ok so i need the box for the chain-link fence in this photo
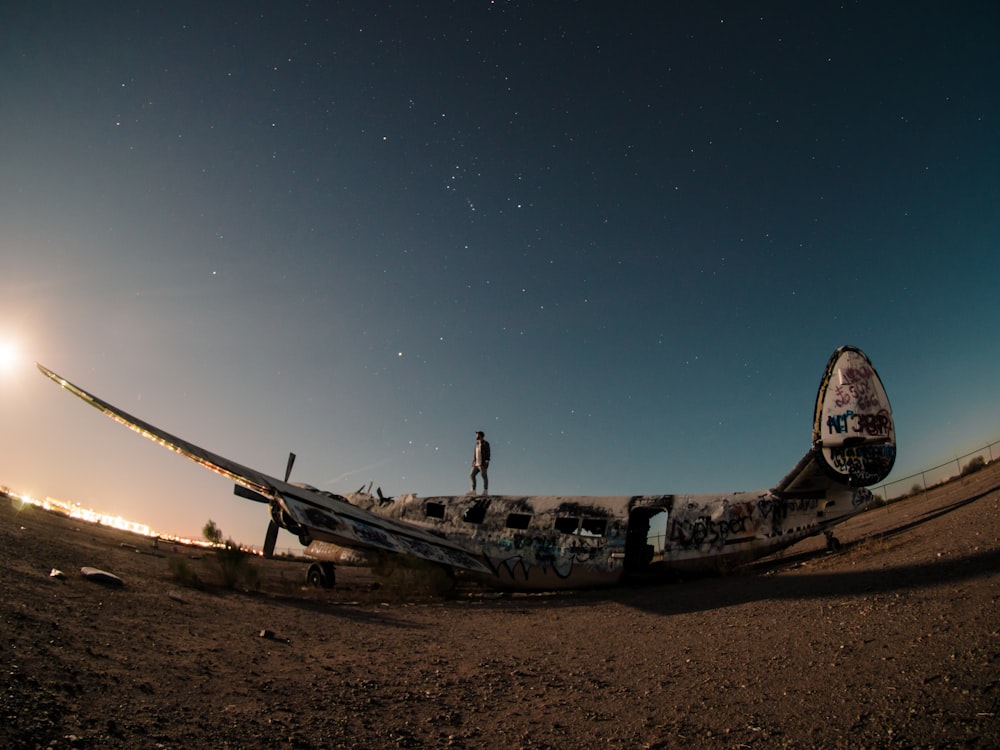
[875,439,999,502]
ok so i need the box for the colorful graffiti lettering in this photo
[832,381,881,411]
[487,530,613,581]
[758,495,820,535]
[829,444,896,485]
[827,409,893,437]
[856,411,893,436]
[666,498,772,550]
[668,515,751,549]
[839,363,874,385]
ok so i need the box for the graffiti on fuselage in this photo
[830,361,882,411]
[353,491,632,583]
[340,516,487,571]
[823,375,896,485]
[491,526,619,581]
[668,499,752,550]
[828,443,897,487]
[666,493,822,551]
[826,409,893,439]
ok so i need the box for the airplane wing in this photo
[37,364,493,575]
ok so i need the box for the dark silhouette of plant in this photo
[203,519,223,545]
[961,455,986,476]
[202,519,259,590]
[168,556,203,589]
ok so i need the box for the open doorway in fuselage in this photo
[624,507,668,574]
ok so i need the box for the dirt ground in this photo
[2,462,998,750]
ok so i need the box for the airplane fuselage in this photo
[38,345,895,593]
[303,483,876,590]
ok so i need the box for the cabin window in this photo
[505,513,532,530]
[424,501,445,519]
[580,518,607,537]
[554,517,580,534]
[463,498,490,524]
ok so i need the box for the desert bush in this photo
[203,519,260,590]
[168,556,203,589]
[203,519,223,545]
[961,455,986,476]
[209,540,263,591]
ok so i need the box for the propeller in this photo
[262,452,295,558]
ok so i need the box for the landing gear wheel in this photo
[824,530,842,553]
[306,562,336,589]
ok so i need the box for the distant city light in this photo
[4,489,243,551]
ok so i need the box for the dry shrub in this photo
[168,556,203,589]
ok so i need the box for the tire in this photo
[306,563,326,588]
[306,562,336,589]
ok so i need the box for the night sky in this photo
[2,3,998,550]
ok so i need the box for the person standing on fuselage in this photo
[470,431,490,495]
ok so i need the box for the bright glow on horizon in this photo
[0,339,18,374]
[5,489,267,554]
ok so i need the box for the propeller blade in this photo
[261,452,296,556]
[263,519,279,557]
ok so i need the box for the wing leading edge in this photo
[37,364,275,498]
[36,364,492,574]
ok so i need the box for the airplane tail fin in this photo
[776,346,895,494]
